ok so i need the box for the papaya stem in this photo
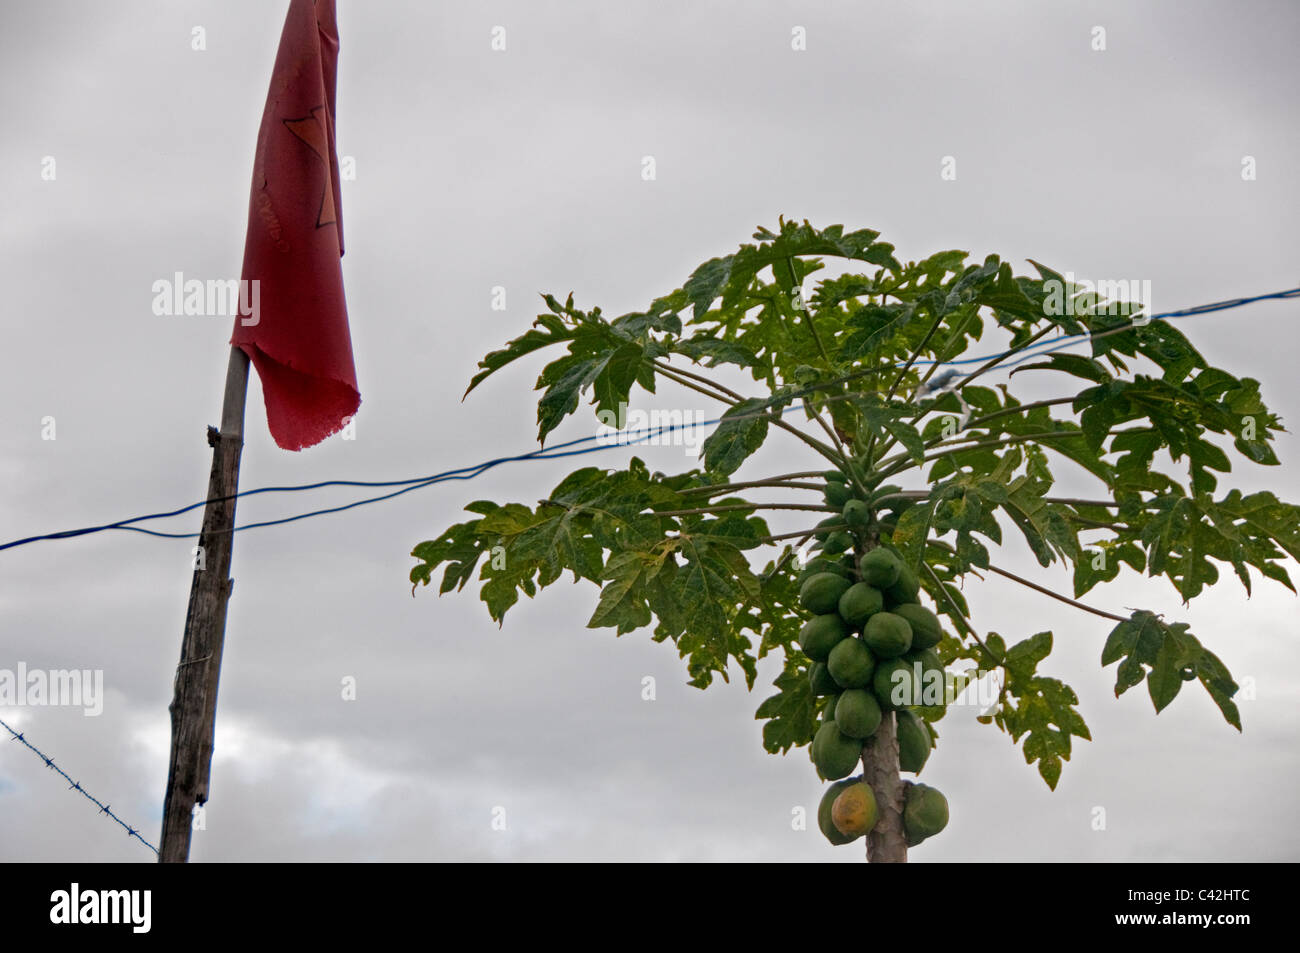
[873,429,1104,482]
[678,478,826,497]
[960,396,1077,430]
[651,360,746,402]
[914,560,1004,681]
[654,502,837,518]
[757,524,848,544]
[871,490,1151,510]
[787,256,832,364]
[1062,514,1128,530]
[982,563,1128,622]
[918,536,1129,623]
[763,531,817,578]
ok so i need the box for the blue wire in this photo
[919,287,1300,369]
[0,421,713,550]
[5,413,748,546]
[130,413,758,538]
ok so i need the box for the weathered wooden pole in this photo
[159,345,249,862]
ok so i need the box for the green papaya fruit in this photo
[862,611,913,658]
[824,695,842,721]
[834,688,883,739]
[902,648,945,707]
[859,548,902,588]
[842,499,871,530]
[890,603,942,650]
[800,572,853,614]
[808,662,839,696]
[837,582,884,628]
[797,557,852,587]
[884,562,921,607]
[823,470,848,485]
[873,657,921,710]
[827,637,876,689]
[822,531,853,556]
[903,782,949,846]
[825,482,853,508]
[817,777,861,845]
[831,781,879,837]
[812,720,863,780]
[904,647,944,680]
[799,614,849,662]
[896,709,932,774]
[813,516,844,542]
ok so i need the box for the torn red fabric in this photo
[231,0,358,451]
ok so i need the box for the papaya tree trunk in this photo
[862,711,908,862]
[853,525,908,862]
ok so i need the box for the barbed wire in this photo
[0,716,158,857]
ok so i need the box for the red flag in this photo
[231,0,358,451]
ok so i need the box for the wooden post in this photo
[159,345,249,863]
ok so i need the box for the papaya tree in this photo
[409,218,1298,861]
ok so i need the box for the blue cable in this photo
[919,287,1300,369]
[2,413,747,547]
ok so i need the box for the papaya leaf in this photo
[410,519,491,595]
[700,397,773,475]
[1072,541,1145,598]
[534,336,660,445]
[1004,631,1054,676]
[1140,491,1300,600]
[839,303,916,360]
[464,309,575,397]
[1008,352,1112,384]
[890,497,940,569]
[671,337,760,369]
[853,393,925,462]
[756,654,819,754]
[1101,610,1241,730]
[588,550,657,633]
[991,632,1090,790]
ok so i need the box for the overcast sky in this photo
[1,0,1297,862]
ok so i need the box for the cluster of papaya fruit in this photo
[796,471,951,850]
[818,777,950,849]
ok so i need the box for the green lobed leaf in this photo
[700,397,773,475]
[1101,610,1241,730]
